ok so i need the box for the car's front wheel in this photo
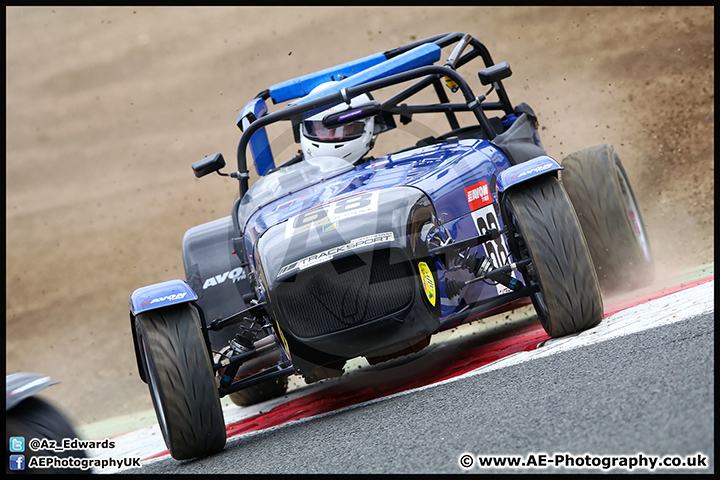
[505,175,603,337]
[135,303,226,460]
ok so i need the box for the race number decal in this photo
[470,203,518,295]
[285,191,380,238]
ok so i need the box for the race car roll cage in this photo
[195,32,515,199]
[192,33,544,397]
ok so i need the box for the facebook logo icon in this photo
[9,454,25,471]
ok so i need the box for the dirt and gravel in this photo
[6,7,714,431]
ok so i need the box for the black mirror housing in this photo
[478,61,512,86]
[192,153,226,178]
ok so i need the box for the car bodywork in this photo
[6,373,59,411]
[131,33,555,381]
[129,32,652,460]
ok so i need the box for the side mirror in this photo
[478,61,512,86]
[192,152,226,178]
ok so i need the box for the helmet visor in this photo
[303,120,365,142]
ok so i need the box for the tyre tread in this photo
[507,176,603,337]
[136,304,226,460]
[561,144,654,293]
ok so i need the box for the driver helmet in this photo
[300,82,375,164]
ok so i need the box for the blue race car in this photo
[129,32,653,460]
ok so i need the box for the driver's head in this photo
[300,82,375,164]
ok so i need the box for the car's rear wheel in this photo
[135,303,226,460]
[505,175,603,337]
[561,144,654,294]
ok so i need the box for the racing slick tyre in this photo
[135,303,226,460]
[505,175,603,338]
[561,144,654,295]
[229,376,289,407]
[6,396,89,474]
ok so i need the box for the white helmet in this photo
[300,82,375,164]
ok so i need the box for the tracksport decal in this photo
[277,231,394,277]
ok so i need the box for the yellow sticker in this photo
[418,261,436,307]
[274,320,291,360]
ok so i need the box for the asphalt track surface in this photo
[131,314,714,474]
[91,277,713,474]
